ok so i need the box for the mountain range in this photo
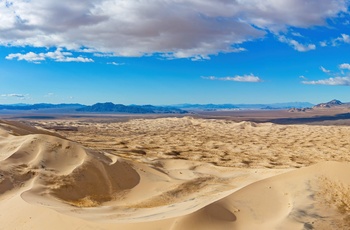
[76,102,187,114]
[0,103,84,111]
[0,100,347,114]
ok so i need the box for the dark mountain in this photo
[288,99,350,113]
[288,107,313,112]
[76,102,187,114]
[313,99,344,108]
[0,103,85,110]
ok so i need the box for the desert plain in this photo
[0,110,350,229]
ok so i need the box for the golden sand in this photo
[0,117,349,229]
[33,117,350,168]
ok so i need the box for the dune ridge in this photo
[0,118,350,229]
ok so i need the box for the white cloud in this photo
[278,36,316,52]
[320,66,330,73]
[339,63,350,70]
[107,62,125,66]
[6,48,94,63]
[330,33,350,46]
[57,56,94,63]
[1,93,26,98]
[299,75,307,80]
[0,0,348,59]
[319,41,328,47]
[0,93,30,100]
[302,77,350,86]
[302,63,350,86]
[202,74,263,83]
[236,0,348,31]
[291,40,316,52]
[291,32,303,37]
[6,52,45,62]
[338,34,350,43]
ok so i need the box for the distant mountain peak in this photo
[314,99,343,108]
[328,99,343,105]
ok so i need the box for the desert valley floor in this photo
[0,115,350,229]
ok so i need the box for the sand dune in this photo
[0,118,350,229]
[32,117,350,168]
[179,161,350,230]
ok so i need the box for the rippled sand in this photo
[0,118,349,230]
[34,117,350,168]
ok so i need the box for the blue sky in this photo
[1,0,350,105]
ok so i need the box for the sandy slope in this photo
[0,118,350,229]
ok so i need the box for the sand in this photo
[31,117,350,168]
[0,117,350,229]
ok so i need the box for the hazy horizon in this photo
[0,100,320,106]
